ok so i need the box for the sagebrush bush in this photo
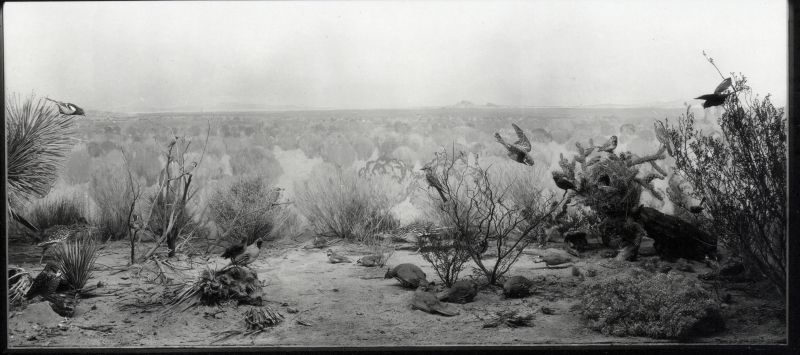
[207,174,285,245]
[228,146,283,183]
[579,267,724,340]
[294,165,401,241]
[89,162,134,241]
[28,193,88,236]
[664,73,786,295]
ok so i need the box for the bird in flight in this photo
[695,78,732,109]
[495,123,535,166]
[45,98,85,116]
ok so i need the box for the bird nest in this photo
[581,156,642,215]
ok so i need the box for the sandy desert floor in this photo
[7,235,787,348]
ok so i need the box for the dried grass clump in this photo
[9,266,32,305]
[483,309,535,328]
[53,240,98,291]
[579,267,724,339]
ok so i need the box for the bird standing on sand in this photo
[596,136,618,153]
[45,98,85,116]
[552,171,578,198]
[412,285,459,316]
[37,217,90,264]
[356,254,383,267]
[695,78,732,109]
[327,249,352,263]
[221,238,263,267]
[495,123,535,166]
[420,164,448,202]
[26,262,62,300]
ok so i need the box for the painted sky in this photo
[4,1,787,111]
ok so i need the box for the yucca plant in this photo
[53,239,98,291]
[6,93,76,209]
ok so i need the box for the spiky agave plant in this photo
[53,239,98,291]
[6,93,76,226]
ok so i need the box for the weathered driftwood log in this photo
[635,206,717,262]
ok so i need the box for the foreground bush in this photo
[28,193,88,236]
[207,174,286,244]
[579,267,724,340]
[89,162,134,241]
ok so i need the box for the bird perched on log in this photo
[37,217,90,264]
[495,123,535,166]
[552,171,578,198]
[437,280,478,304]
[221,238,263,268]
[412,285,459,316]
[420,164,447,202]
[503,275,534,298]
[596,136,618,153]
[327,249,352,263]
[384,263,431,288]
[45,98,85,116]
[695,78,732,109]
[26,262,62,300]
[356,254,382,267]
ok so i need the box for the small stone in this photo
[123,319,132,323]
[286,308,299,314]
[333,288,339,292]
[27,335,37,341]
[153,332,157,336]
[91,305,97,311]
[720,303,729,309]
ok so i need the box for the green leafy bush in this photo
[579,267,723,340]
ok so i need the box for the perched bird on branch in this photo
[596,136,618,153]
[420,164,448,202]
[654,121,674,157]
[26,262,62,300]
[327,249,352,263]
[695,78,732,109]
[45,98,85,116]
[495,123,535,166]
[412,285,459,316]
[37,217,90,265]
[552,171,578,198]
[222,238,263,268]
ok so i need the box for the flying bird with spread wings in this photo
[695,78,732,109]
[495,123,535,166]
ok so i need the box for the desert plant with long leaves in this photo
[53,239,98,291]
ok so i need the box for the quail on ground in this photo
[436,280,478,304]
[384,263,431,288]
[37,217,90,264]
[695,78,732,109]
[45,97,86,116]
[420,164,448,202]
[26,262,62,300]
[327,249,352,263]
[356,254,382,267]
[596,136,618,153]
[222,237,263,267]
[495,123,535,166]
[503,275,534,298]
[412,285,459,316]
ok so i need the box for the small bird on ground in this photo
[596,136,618,153]
[45,98,85,116]
[384,263,431,288]
[533,250,577,269]
[420,164,448,202]
[221,237,263,267]
[37,217,90,264]
[26,262,62,300]
[412,285,459,316]
[552,171,578,198]
[495,123,535,166]
[437,280,478,304]
[327,249,352,263]
[356,254,382,267]
[695,78,732,109]
[503,275,534,298]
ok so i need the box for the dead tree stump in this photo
[635,207,717,262]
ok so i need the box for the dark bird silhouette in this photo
[503,275,534,298]
[689,197,706,214]
[26,262,62,300]
[596,136,618,153]
[412,285,459,316]
[221,238,263,267]
[552,171,578,197]
[695,78,732,109]
[327,249,352,263]
[495,123,535,166]
[37,217,89,264]
[437,280,478,304]
[45,98,85,116]
[385,263,431,288]
[420,165,448,202]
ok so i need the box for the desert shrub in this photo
[579,267,723,340]
[529,128,552,143]
[28,193,88,235]
[63,146,92,185]
[128,143,163,186]
[294,166,401,241]
[207,174,286,245]
[298,133,325,158]
[351,135,376,160]
[620,124,636,135]
[416,227,472,287]
[228,146,283,183]
[100,140,118,154]
[53,239,98,291]
[664,73,786,296]
[89,162,134,241]
[322,141,357,169]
